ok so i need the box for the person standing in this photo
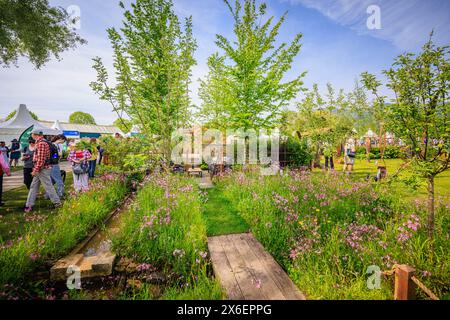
[0,150,11,206]
[67,142,91,193]
[88,138,98,178]
[22,137,36,190]
[343,139,356,174]
[323,142,334,171]
[24,130,61,212]
[49,135,67,198]
[9,139,21,167]
[96,145,104,165]
[0,141,9,164]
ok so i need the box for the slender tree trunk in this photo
[427,176,435,239]
[314,142,321,168]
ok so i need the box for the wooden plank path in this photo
[208,233,306,300]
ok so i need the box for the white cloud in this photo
[283,0,450,51]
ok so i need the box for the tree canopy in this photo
[91,0,197,162]
[198,0,305,131]
[69,111,96,125]
[0,0,86,69]
[361,35,450,238]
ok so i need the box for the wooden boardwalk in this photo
[208,233,306,300]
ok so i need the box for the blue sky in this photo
[1,0,449,124]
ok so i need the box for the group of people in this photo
[320,139,356,173]
[0,129,104,211]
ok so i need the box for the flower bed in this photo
[0,174,128,286]
[216,171,450,299]
[112,174,223,300]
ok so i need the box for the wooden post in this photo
[394,265,416,300]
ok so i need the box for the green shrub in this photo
[282,138,313,167]
[356,146,403,160]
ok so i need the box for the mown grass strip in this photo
[202,187,249,236]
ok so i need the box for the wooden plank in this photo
[244,234,306,300]
[220,235,265,300]
[207,236,244,300]
[230,233,286,300]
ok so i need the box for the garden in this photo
[0,0,449,302]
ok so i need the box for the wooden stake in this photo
[394,265,416,300]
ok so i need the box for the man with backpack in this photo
[24,129,61,212]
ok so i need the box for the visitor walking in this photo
[88,138,98,178]
[49,135,67,198]
[0,150,11,206]
[9,139,21,167]
[22,137,35,190]
[24,129,61,212]
[67,142,91,193]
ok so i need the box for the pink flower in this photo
[29,253,39,261]
[422,271,432,277]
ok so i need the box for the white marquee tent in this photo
[0,104,62,143]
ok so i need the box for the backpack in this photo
[72,162,89,175]
[347,149,356,158]
[43,140,60,165]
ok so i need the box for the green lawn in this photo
[202,187,249,236]
[317,158,450,200]
[0,174,74,242]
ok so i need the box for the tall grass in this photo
[112,174,223,299]
[216,170,450,299]
[0,174,128,285]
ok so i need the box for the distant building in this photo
[40,119,121,139]
[0,104,122,142]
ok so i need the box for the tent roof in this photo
[0,104,62,142]
[40,120,121,135]
[0,104,40,129]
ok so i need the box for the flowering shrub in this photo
[0,174,128,285]
[216,170,450,299]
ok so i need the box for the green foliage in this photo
[68,111,96,125]
[0,175,127,285]
[90,0,197,161]
[113,118,132,134]
[112,175,211,285]
[0,0,86,68]
[217,171,450,299]
[161,272,224,300]
[99,135,156,172]
[292,84,354,146]
[361,35,450,237]
[355,146,404,160]
[282,138,312,167]
[361,36,450,180]
[198,0,305,130]
[5,109,39,121]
